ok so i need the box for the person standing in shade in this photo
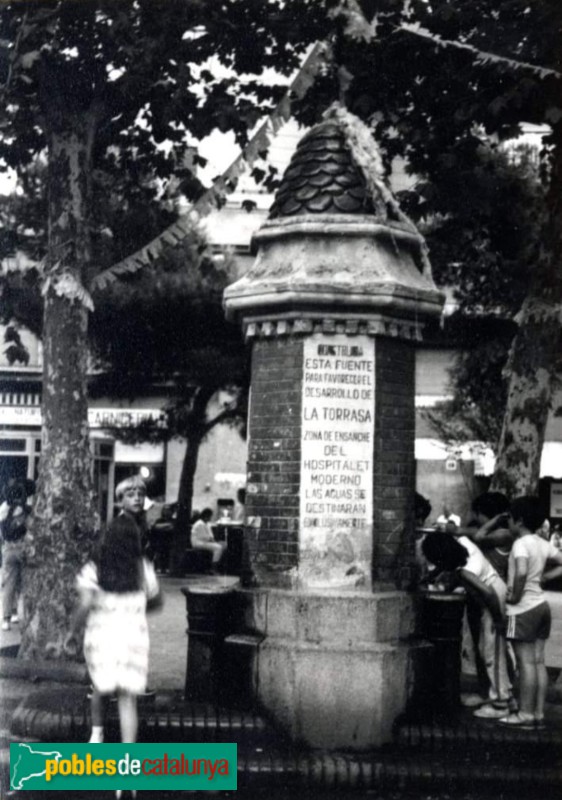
[233,488,246,523]
[149,504,175,574]
[471,492,514,582]
[1,482,33,631]
[191,507,226,568]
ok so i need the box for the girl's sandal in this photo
[498,712,535,729]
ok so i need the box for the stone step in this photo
[394,713,562,760]
[10,690,283,751]
[363,752,562,795]
[237,750,562,794]
[4,722,562,796]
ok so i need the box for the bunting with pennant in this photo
[329,0,561,81]
[399,23,561,81]
[92,41,331,292]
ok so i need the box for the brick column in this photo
[244,329,418,590]
[373,337,416,584]
[245,337,303,578]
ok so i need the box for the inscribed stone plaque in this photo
[299,334,375,588]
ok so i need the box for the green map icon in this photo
[9,741,237,790]
[11,743,64,789]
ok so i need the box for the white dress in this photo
[76,561,150,695]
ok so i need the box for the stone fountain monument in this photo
[223,107,444,748]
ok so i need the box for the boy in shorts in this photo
[500,496,562,728]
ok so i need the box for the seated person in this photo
[190,508,226,566]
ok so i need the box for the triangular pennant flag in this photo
[91,42,330,292]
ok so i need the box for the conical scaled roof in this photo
[269,121,379,218]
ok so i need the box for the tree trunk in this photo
[19,120,100,660]
[169,387,216,575]
[490,304,558,497]
[491,124,562,498]
[169,431,204,576]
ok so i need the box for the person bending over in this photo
[422,532,513,718]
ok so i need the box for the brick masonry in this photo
[246,333,416,586]
[373,337,416,585]
[246,336,304,578]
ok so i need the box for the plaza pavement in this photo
[0,575,222,797]
[2,576,562,799]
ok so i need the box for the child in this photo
[470,492,513,583]
[462,491,514,707]
[499,496,562,728]
[422,532,513,717]
[65,476,159,747]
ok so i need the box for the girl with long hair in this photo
[66,476,159,748]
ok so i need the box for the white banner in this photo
[299,334,374,587]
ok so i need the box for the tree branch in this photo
[201,397,241,436]
[0,8,29,107]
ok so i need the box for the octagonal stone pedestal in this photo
[234,586,431,749]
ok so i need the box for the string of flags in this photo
[331,0,561,81]
[399,23,561,82]
[92,41,331,292]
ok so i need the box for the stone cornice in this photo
[242,313,425,342]
[252,214,421,248]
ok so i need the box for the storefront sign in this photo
[88,408,163,429]
[0,406,42,425]
[0,405,162,429]
[300,334,374,587]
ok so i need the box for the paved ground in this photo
[146,576,190,691]
[0,574,246,797]
[2,577,562,799]
[0,573,239,691]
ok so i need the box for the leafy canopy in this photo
[0,0,324,271]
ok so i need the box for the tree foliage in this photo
[420,145,546,450]
[0,0,320,660]
[303,0,562,495]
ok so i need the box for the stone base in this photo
[236,587,424,749]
